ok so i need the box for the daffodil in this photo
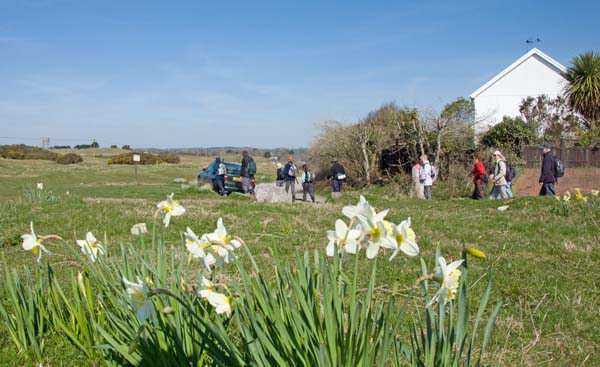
[563,191,571,202]
[326,219,361,257]
[427,256,464,307]
[156,193,185,227]
[76,232,106,262]
[575,188,584,200]
[130,223,147,236]
[36,183,44,190]
[198,277,232,317]
[122,276,154,322]
[342,195,374,220]
[387,218,419,260]
[592,190,599,197]
[21,222,49,263]
[185,227,218,271]
[206,218,242,264]
[356,207,393,259]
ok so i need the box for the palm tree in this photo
[563,51,600,131]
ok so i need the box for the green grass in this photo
[0,151,599,366]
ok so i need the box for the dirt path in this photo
[513,168,600,196]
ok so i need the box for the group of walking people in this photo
[276,157,347,202]
[470,143,559,200]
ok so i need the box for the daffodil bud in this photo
[463,247,486,259]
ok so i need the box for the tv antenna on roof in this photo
[525,37,542,50]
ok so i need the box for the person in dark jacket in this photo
[283,157,298,202]
[275,162,285,187]
[212,157,226,196]
[329,159,346,193]
[301,164,315,202]
[539,143,557,196]
[471,153,487,200]
[240,151,255,195]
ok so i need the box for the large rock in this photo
[254,183,293,203]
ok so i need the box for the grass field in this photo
[1,149,599,366]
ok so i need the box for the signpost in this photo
[133,154,140,184]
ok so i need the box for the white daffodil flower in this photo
[184,227,218,271]
[21,222,49,263]
[427,256,464,308]
[387,218,419,260]
[130,223,147,236]
[198,277,232,317]
[326,219,361,257]
[206,218,242,264]
[76,232,106,262]
[156,193,185,227]
[122,276,154,322]
[342,195,373,220]
[36,183,44,190]
[356,205,393,259]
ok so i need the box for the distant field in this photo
[0,150,599,366]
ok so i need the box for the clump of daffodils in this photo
[327,195,419,260]
[185,218,243,273]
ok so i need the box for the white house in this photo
[470,48,567,133]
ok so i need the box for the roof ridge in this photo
[470,48,567,99]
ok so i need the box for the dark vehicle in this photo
[198,161,255,194]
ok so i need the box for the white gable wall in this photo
[472,53,566,133]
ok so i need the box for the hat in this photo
[542,143,552,149]
[287,156,294,161]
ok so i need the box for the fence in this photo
[523,144,600,168]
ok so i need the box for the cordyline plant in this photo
[0,193,501,366]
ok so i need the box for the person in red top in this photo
[471,153,487,200]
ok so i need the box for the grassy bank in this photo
[0,151,598,366]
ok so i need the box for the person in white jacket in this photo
[420,155,434,200]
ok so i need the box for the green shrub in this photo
[157,152,180,164]
[55,153,83,164]
[107,152,159,165]
[0,144,60,161]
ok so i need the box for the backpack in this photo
[248,159,257,175]
[418,166,428,183]
[287,163,297,177]
[304,171,314,183]
[429,164,437,180]
[504,161,512,182]
[555,159,565,178]
[217,163,227,176]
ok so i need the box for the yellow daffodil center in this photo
[32,245,40,256]
[370,226,382,241]
[222,235,232,244]
[396,233,405,244]
[576,192,583,200]
[163,205,172,213]
[127,288,146,308]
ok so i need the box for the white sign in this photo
[133,154,141,162]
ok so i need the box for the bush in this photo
[121,145,131,150]
[108,152,181,165]
[0,144,60,161]
[157,152,180,164]
[55,153,83,164]
[480,116,536,157]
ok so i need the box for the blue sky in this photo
[1,0,598,148]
